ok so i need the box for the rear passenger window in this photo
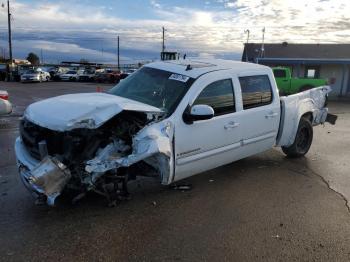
[193,79,235,116]
[239,75,273,110]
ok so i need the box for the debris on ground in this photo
[170,184,192,191]
[272,234,281,239]
[152,201,157,206]
[209,179,214,183]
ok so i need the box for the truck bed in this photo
[277,86,331,147]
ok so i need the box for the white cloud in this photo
[0,0,349,62]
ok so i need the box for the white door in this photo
[235,74,280,156]
[173,71,244,181]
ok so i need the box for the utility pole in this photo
[162,27,165,53]
[40,48,44,65]
[260,27,265,58]
[117,35,120,69]
[244,29,250,62]
[7,0,12,63]
[6,0,13,80]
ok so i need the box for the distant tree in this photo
[80,58,89,64]
[26,52,40,65]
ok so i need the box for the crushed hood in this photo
[24,93,162,131]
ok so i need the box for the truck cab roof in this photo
[145,59,270,79]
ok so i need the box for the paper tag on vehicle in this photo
[169,74,190,82]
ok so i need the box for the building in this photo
[242,43,350,97]
[161,51,179,61]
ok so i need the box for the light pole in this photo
[117,35,120,69]
[162,27,165,53]
[261,27,265,58]
[244,29,250,62]
[161,27,166,60]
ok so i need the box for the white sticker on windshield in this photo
[169,74,190,83]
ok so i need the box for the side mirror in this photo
[183,104,214,124]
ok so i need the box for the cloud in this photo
[0,0,349,62]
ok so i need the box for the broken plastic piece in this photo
[28,156,71,206]
[170,184,192,191]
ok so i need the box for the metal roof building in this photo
[242,43,350,97]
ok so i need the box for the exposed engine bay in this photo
[18,110,173,206]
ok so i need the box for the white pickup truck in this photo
[15,59,335,206]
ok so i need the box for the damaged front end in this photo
[15,110,174,206]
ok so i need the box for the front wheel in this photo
[282,117,313,158]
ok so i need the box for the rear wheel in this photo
[282,117,313,158]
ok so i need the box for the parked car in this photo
[20,69,50,83]
[59,70,78,81]
[14,59,335,206]
[78,70,95,82]
[51,67,71,81]
[120,69,137,80]
[0,91,12,115]
[273,67,327,95]
[94,69,121,83]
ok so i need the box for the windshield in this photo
[109,67,195,116]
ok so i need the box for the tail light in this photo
[0,91,9,100]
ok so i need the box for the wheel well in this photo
[301,112,313,123]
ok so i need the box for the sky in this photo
[0,0,350,64]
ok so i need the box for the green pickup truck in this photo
[272,67,327,95]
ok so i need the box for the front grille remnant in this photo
[20,119,65,160]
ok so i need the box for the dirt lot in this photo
[1,81,350,261]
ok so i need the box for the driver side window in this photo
[193,79,235,116]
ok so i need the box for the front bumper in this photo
[15,137,42,196]
[15,137,73,206]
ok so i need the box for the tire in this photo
[282,117,313,158]
[299,85,314,92]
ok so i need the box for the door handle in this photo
[265,112,278,119]
[224,121,240,130]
